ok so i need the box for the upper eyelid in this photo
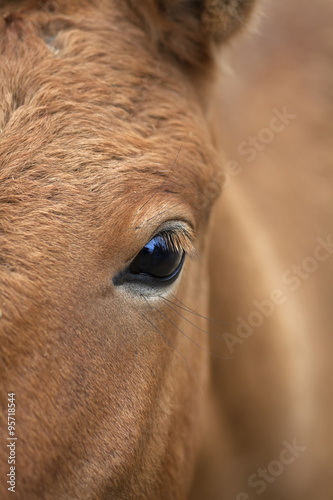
[155,218,195,235]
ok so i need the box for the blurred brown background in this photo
[192,0,333,498]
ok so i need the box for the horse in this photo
[1,0,332,498]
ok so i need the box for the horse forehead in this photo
[0,9,216,201]
[0,6,200,128]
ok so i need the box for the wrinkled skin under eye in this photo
[113,234,185,287]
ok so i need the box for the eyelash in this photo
[157,231,184,252]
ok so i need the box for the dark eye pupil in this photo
[129,235,183,279]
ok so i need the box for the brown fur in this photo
[0,0,332,499]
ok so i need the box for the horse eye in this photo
[129,234,184,281]
[113,233,185,288]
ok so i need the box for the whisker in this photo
[168,294,237,326]
[141,312,203,399]
[149,300,231,360]
[137,144,183,212]
[170,293,197,314]
[162,298,232,345]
